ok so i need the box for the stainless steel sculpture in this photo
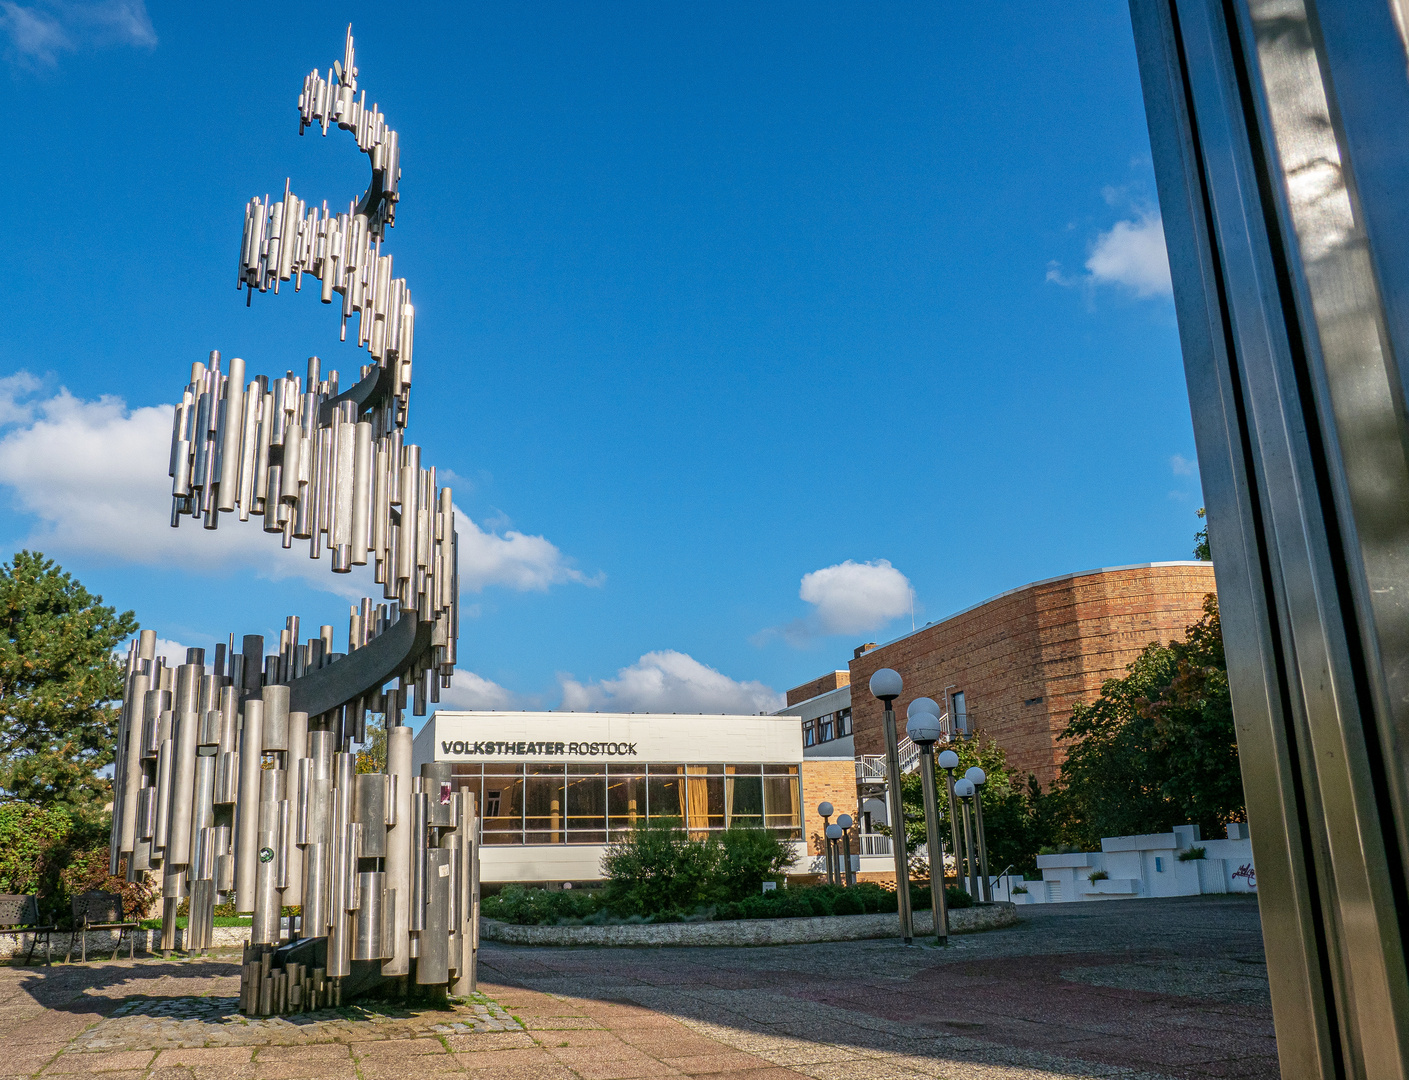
[106,27,479,1012]
[1131,1,1409,1076]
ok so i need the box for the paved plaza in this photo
[0,897,1275,1080]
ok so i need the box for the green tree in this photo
[0,551,137,813]
[1052,594,1241,847]
[893,736,1050,879]
[1194,507,1211,561]
[355,714,388,773]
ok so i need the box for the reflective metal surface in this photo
[105,25,477,1012]
[1131,1,1409,1074]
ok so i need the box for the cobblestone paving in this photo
[68,993,517,1049]
[478,895,1278,1080]
[0,897,1277,1080]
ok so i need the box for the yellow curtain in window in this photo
[724,765,734,828]
[686,765,710,839]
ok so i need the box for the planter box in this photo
[1085,878,1139,895]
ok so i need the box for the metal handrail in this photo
[857,833,892,855]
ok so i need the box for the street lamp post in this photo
[817,801,835,884]
[836,813,856,887]
[869,668,912,944]
[825,823,843,887]
[905,700,948,946]
[937,748,965,891]
[966,766,992,901]
[954,778,980,898]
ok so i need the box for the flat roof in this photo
[864,560,1214,655]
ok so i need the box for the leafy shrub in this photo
[1011,885,1029,894]
[481,884,605,925]
[1088,869,1109,883]
[1178,846,1207,862]
[0,803,156,924]
[712,826,797,902]
[599,820,795,917]
[599,819,717,918]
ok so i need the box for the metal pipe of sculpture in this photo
[382,725,412,975]
[234,698,265,912]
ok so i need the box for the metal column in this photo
[1131,2,1409,1075]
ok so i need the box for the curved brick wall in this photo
[847,562,1217,790]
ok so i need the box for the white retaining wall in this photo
[992,822,1256,904]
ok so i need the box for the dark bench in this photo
[0,894,55,966]
[66,891,139,962]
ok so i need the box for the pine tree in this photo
[0,551,138,814]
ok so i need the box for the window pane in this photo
[647,764,685,775]
[685,767,722,836]
[525,775,565,842]
[567,763,606,775]
[455,774,485,820]
[820,720,833,742]
[839,708,852,735]
[608,774,646,829]
[567,831,606,844]
[764,764,798,775]
[481,768,523,838]
[565,776,607,832]
[764,776,800,838]
[726,775,763,824]
[608,764,646,777]
[728,763,761,775]
[648,776,684,821]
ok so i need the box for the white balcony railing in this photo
[854,737,921,782]
[857,832,892,856]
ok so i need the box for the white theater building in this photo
[413,712,806,885]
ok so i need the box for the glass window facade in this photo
[449,762,801,844]
[805,709,852,745]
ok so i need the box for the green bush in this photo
[712,825,797,902]
[481,884,605,925]
[0,803,156,925]
[599,820,796,918]
[1177,846,1207,862]
[599,819,716,917]
[481,877,980,927]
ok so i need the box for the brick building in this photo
[792,561,1216,792]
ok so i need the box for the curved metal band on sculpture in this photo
[285,611,433,718]
[317,358,395,426]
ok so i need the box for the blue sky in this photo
[0,2,1202,717]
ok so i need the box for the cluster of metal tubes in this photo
[240,29,407,375]
[109,27,477,1010]
[167,348,459,686]
[108,629,480,1010]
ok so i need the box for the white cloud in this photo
[799,559,913,634]
[438,669,515,711]
[559,651,783,714]
[1085,212,1173,298]
[0,0,155,67]
[454,504,600,593]
[0,377,596,604]
[1170,453,1198,477]
[0,372,41,425]
[756,558,914,646]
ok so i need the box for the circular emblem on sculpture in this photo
[258,846,275,864]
